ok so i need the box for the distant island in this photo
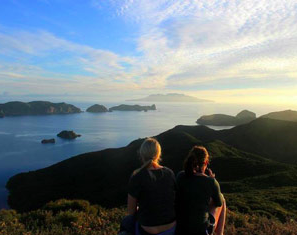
[259,110,297,122]
[0,101,81,117]
[57,130,81,139]
[41,138,55,144]
[196,110,256,126]
[127,93,213,103]
[86,104,108,113]
[109,104,156,112]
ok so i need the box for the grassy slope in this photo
[0,199,296,235]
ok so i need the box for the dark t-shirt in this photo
[176,171,223,233]
[128,167,176,226]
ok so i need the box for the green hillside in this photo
[218,118,297,164]
[6,118,297,215]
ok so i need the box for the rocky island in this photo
[196,110,256,126]
[0,101,81,116]
[109,104,156,112]
[86,104,108,113]
[128,93,212,103]
[41,138,55,144]
[57,131,81,139]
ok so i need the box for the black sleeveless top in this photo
[128,167,176,226]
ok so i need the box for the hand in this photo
[207,168,216,178]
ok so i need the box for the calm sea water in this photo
[0,102,295,208]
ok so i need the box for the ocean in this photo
[0,101,295,208]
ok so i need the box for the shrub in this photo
[1,199,297,235]
[43,199,97,215]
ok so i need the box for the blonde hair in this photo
[134,138,161,174]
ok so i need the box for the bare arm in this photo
[127,194,138,215]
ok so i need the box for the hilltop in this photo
[0,101,81,116]
[6,118,297,214]
[260,109,297,122]
[127,93,212,102]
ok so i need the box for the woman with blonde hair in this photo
[123,137,176,235]
[176,146,226,235]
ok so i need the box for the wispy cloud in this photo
[1,0,297,103]
[117,0,297,89]
[0,28,139,92]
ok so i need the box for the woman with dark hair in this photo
[176,146,226,235]
[122,138,176,235]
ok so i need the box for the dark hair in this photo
[184,146,209,176]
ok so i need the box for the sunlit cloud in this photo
[1,0,297,103]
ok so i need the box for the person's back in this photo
[129,166,176,227]
[123,138,176,235]
[176,171,222,234]
[175,146,226,235]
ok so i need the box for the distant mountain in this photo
[0,101,81,116]
[109,104,156,112]
[196,110,256,126]
[259,110,297,122]
[6,118,297,211]
[127,93,212,102]
[86,104,108,113]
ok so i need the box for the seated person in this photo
[126,138,176,235]
[176,146,226,235]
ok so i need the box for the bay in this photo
[0,101,294,208]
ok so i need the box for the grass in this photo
[1,199,297,235]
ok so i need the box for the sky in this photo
[0,0,297,105]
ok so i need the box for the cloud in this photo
[2,0,297,103]
[108,0,297,91]
[0,28,140,88]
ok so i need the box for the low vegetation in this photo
[0,199,296,235]
[0,199,125,235]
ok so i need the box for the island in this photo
[57,130,81,139]
[127,93,213,103]
[259,110,297,122]
[86,104,108,113]
[109,104,156,112]
[0,101,81,116]
[41,138,55,144]
[196,110,256,126]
